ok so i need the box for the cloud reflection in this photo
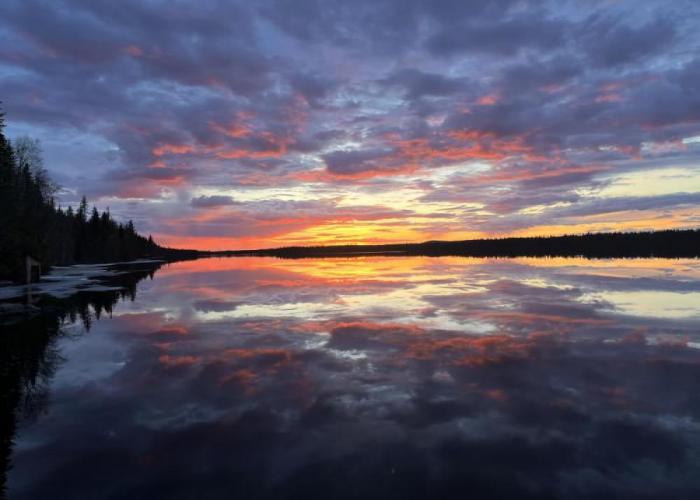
[8,257,700,499]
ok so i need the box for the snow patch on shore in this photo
[0,260,162,301]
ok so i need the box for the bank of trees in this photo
[227,229,700,259]
[0,107,162,281]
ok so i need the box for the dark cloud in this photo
[426,12,567,57]
[580,15,677,67]
[382,69,466,99]
[289,73,338,107]
[190,195,239,208]
[558,192,700,218]
[322,149,397,176]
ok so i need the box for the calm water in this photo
[4,256,700,499]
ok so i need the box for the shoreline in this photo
[3,246,700,320]
[0,260,165,322]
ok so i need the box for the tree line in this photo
[223,228,700,259]
[0,107,191,282]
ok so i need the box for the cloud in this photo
[1,0,699,247]
[322,149,398,177]
[190,195,239,208]
[580,16,677,67]
[382,69,466,99]
[425,11,567,57]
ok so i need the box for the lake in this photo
[3,256,700,499]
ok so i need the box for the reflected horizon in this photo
[4,256,700,499]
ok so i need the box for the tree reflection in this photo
[0,262,163,498]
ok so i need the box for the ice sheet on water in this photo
[0,260,161,301]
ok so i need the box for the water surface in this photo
[5,256,700,499]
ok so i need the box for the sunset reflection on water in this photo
[8,256,700,499]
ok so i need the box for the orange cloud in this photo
[215,145,286,159]
[158,354,202,367]
[151,130,289,161]
[123,45,143,57]
[595,93,623,103]
[386,130,542,166]
[152,143,196,156]
[476,92,500,105]
[210,112,254,138]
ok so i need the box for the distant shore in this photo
[3,229,698,313]
[203,229,700,259]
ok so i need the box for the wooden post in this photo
[25,256,41,304]
[26,256,32,304]
[25,255,41,283]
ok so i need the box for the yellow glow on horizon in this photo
[512,209,696,238]
[157,255,700,290]
[272,220,426,246]
[588,167,700,198]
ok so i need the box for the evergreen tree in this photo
[77,196,88,223]
[0,107,182,281]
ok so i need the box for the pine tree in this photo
[90,206,100,226]
[77,196,88,223]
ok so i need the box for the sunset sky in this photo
[1,0,699,250]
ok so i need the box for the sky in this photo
[1,0,699,250]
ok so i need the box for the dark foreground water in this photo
[3,256,700,499]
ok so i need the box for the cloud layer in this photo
[1,0,699,248]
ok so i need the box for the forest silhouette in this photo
[0,107,195,282]
[223,229,700,259]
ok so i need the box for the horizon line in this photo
[164,227,700,254]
